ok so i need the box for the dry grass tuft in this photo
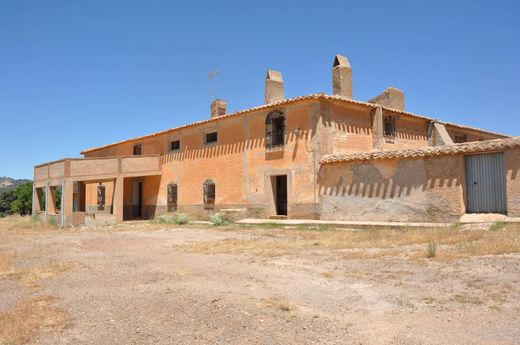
[13,261,74,288]
[0,295,72,345]
[261,296,298,313]
[0,252,74,288]
[179,223,520,260]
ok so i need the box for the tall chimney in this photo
[332,54,352,99]
[264,70,284,104]
[210,99,227,118]
[368,87,405,111]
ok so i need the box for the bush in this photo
[158,214,175,224]
[210,213,229,226]
[426,240,437,258]
[11,182,33,215]
[174,213,191,225]
[47,215,59,228]
[489,221,506,232]
[159,213,191,225]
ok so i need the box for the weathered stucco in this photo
[318,155,466,222]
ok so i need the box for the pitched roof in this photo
[81,93,509,154]
[320,136,520,165]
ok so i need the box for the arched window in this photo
[265,110,285,148]
[167,183,177,212]
[203,180,215,210]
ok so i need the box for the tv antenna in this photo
[208,69,220,100]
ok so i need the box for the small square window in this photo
[170,140,180,151]
[133,144,142,155]
[454,134,467,143]
[206,132,218,144]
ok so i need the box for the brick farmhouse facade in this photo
[33,55,520,226]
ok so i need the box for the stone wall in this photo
[506,149,520,216]
[318,155,466,222]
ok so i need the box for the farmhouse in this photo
[33,55,520,226]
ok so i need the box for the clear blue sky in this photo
[1,0,519,179]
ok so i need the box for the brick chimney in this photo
[210,99,227,118]
[332,54,352,99]
[368,87,405,111]
[265,70,284,104]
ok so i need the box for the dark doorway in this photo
[275,175,287,216]
[133,181,144,218]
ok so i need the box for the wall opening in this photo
[203,179,215,210]
[167,183,177,212]
[273,175,287,216]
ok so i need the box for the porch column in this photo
[62,178,74,227]
[113,176,124,223]
[44,183,50,222]
[32,184,38,215]
[47,186,57,215]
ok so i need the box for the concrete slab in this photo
[236,218,453,228]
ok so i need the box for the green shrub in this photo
[47,215,58,228]
[158,214,175,224]
[489,221,506,232]
[210,213,229,226]
[158,213,191,225]
[426,240,437,258]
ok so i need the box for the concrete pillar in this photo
[32,184,37,215]
[332,55,352,99]
[47,186,57,215]
[113,176,124,223]
[265,70,284,104]
[62,178,74,227]
[371,107,384,150]
[44,184,50,223]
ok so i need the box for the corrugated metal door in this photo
[466,152,507,214]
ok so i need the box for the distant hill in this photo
[0,177,31,193]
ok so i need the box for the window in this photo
[170,140,180,151]
[383,115,396,137]
[97,184,105,211]
[206,132,218,144]
[454,134,468,143]
[203,180,215,210]
[133,144,142,155]
[167,183,177,212]
[265,110,285,148]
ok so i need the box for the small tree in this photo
[11,182,33,216]
[0,189,16,217]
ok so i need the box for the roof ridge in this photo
[320,136,520,164]
[81,93,510,154]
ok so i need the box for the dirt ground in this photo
[0,216,519,345]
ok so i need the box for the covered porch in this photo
[33,155,161,227]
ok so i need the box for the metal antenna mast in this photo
[208,70,220,100]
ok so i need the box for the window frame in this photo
[97,184,106,211]
[265,110,286,149]
[133,144,142,155]
[383,115,396,138]
[170,140,181,151]
[205,132,218,145]
[203,179,215,210]
[167,183,178,212]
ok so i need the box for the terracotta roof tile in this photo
[81,93,509,154]
[320,136,520,165]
